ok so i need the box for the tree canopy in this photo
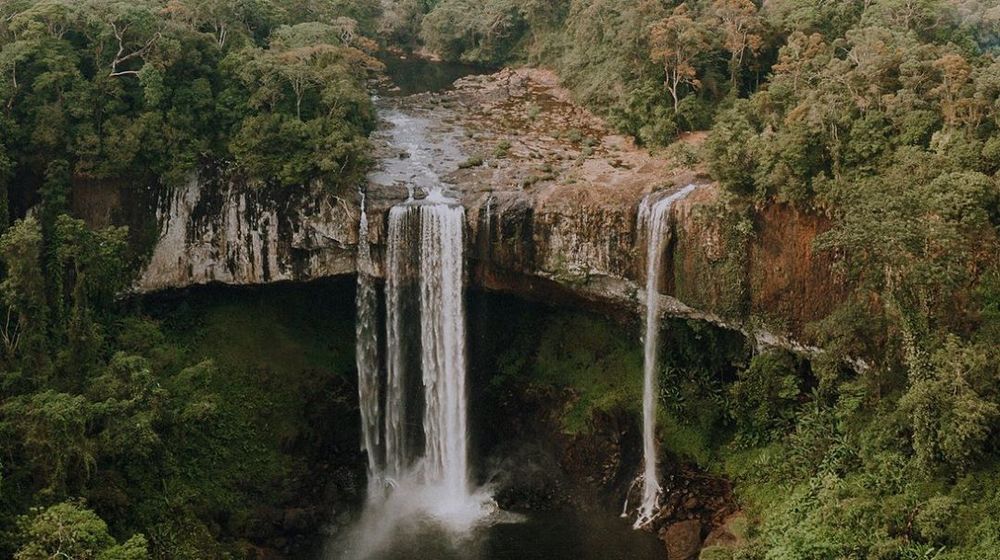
[0,0,381,194]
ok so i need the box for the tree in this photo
[80,1,165,78]
[705,99,760,194]
[2,391,95,494]
[15,501,149,560]
[229,21,377,186]
[899,336,999,473]
[765,0,864,37]
[769,31,830,99]
[931,52,984,131]
[164,0,278,49]
[0,217,48,369]
[729,351,803,446]
[649,4,711,113]
[420,0,526,64]
[864,0,949,36]
[709,0,765,90]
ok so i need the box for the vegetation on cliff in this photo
[0,274,360,557]
[0,0,998,558]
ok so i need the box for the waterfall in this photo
[633,184,697,529]
[418,203,470,501]
[346,186,493,543]
[379,193,470,499]
[384,205,412,479]
[356,192,383,494]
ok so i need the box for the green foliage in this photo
[15,501,149,560]
[728,351,802,447]
[495,308,642,435]
[0,0,380,192]
[0,252,359,557]
[914,495,959,544]
[420,0,527,65]
[705,100,760,196]
[899,336,999,474]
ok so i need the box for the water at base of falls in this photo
[333,508,663,560]
[629,184,698,529]
[334,190,498,560]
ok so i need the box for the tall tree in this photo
[709,0,765,90]
[649,4,710,113]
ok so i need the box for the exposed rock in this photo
[703,512,748,549]
[749,203,848,338]
[73,172,358,293]
[139,175,357,291]
[660,519,703,560]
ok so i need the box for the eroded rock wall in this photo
[69,66,850,355]
[72,173,359,293]
[72,171,848,351]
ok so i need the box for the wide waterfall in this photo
[334,189,493,560]
[632,184,698,529]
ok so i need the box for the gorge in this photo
[4,1,1000,558]
[65,59,847,560]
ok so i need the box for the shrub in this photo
[729,351,802,446]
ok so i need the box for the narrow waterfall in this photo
[633,184,698,528]
[356,192,382,494]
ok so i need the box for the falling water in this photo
[333,189,495,560]
[356,192,382,495]
[418,203,470,500]
[633,184,698,529]
[384,205,412,479]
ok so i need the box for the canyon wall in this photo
[70,68,849,351]
[73,175,846,349]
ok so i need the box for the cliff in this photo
[73,69,848,351]
[73,171,359,292]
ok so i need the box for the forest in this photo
[0,0,999,559]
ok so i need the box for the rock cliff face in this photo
[73,171,359,292]
[73,68,847,351]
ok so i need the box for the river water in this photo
[353,510,662,560]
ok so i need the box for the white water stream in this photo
[632,184,697,528]
[356,192,382,497]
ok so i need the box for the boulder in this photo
[660,519,703,560]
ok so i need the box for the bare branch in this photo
[108,21,161,78]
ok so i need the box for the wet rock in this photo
[239,543,285,560]
[73,65,853,365]
[660,519,703,560]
